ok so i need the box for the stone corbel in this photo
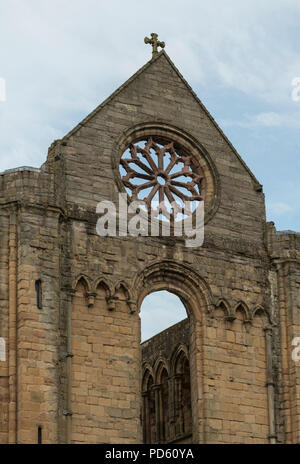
[127,299,137,314]
[205,306,214,326]
[106,296,118,311]
[86,292,97,308]
[243,319,252,333]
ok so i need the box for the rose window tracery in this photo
[119,137,206,222]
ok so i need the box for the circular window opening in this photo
[119,137,206,222]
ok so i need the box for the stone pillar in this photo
[142,392,148,443]
[264,326,276,444]
[153,385,161,443]
[8,206,18,443]
[168,376,175,440]
[276,261,300,443]
[174,373,183,436]
[65,287,75,444]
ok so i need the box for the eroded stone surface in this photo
[0,51,299,444]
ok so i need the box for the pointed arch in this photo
[93,276,113,298]
[252,305,271,325]
[174,349,189,375]
[170,344,189,377]
[141,364,156,444]
[159,366,170,441]
[115,280,132,299]
[214,298,231,318]
[72,274,92,293]
[142,365,154,392]
[233,301,250,321]
[171,345,192,440]
[154,357,169,384]
[133,259,214,322]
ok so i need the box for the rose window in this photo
[119,137,206,222]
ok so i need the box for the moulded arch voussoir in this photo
[93,276,114,298]
[142,364,154,392]
[251,305,272,325]
[214,298,231,317]
[72,274,92,293]
[114,279,132,299]
[133,260,214,322]
[233,301,250,321]
[154,357,170,384]
[170,344,189,376]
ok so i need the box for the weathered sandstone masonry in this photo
[0,51,299,443]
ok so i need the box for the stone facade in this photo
[0,50,299,444]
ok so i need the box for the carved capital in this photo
[151,384,161,391]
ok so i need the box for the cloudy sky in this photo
[141,291,187,342]
[1,1,299,339]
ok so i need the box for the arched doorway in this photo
[136,261,212,444]
[141,290,189,444]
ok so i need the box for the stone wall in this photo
[0,51,299,443]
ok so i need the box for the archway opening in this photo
[140,290,187,342]
[140,290,192,444]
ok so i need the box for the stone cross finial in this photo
[144,33,165,57]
